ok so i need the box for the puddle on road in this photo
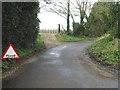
[49,52,60,57]
[51,45,68,51]
[42,59,63,65]
[47,45,68,57]
[62,46,67,49]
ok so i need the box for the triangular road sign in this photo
[2,43,20,60]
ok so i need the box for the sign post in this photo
[2,43,20,60]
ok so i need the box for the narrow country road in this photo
[3,34,118,88]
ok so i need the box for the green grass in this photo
[18,49,33,57]
[17,34,45,58]
[2,34,45,70]
[88,34,119,65]
[36,34,45,49]
[56,34,95,42]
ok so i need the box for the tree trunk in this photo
[67,0,70,34]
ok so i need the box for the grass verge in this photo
[56,34,95,42]
[2,34,45,70]
[88,34,119,67]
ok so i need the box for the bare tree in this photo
[74,0,92,24]
[42,0,72,33]
[67,0,70,33]
[40,0,92,34]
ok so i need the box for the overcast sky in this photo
[38,0,97,30]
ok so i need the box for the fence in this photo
[40,30,58,33]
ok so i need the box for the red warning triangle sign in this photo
[2,43,20,60]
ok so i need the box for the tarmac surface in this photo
[3,41,118,88]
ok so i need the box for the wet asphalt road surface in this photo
[3,41,118,88]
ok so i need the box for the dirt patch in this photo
[40,33,63,49]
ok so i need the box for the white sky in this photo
[38,12,67,30]
[38,0,97,30]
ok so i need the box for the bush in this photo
[108,26,119,39]
[73,23,85,37]
[2,2,41,70]
[73,22,79,36]
[2,2,40,52]
[88,35,119,64]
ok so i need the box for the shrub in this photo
[2,2,40,52]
